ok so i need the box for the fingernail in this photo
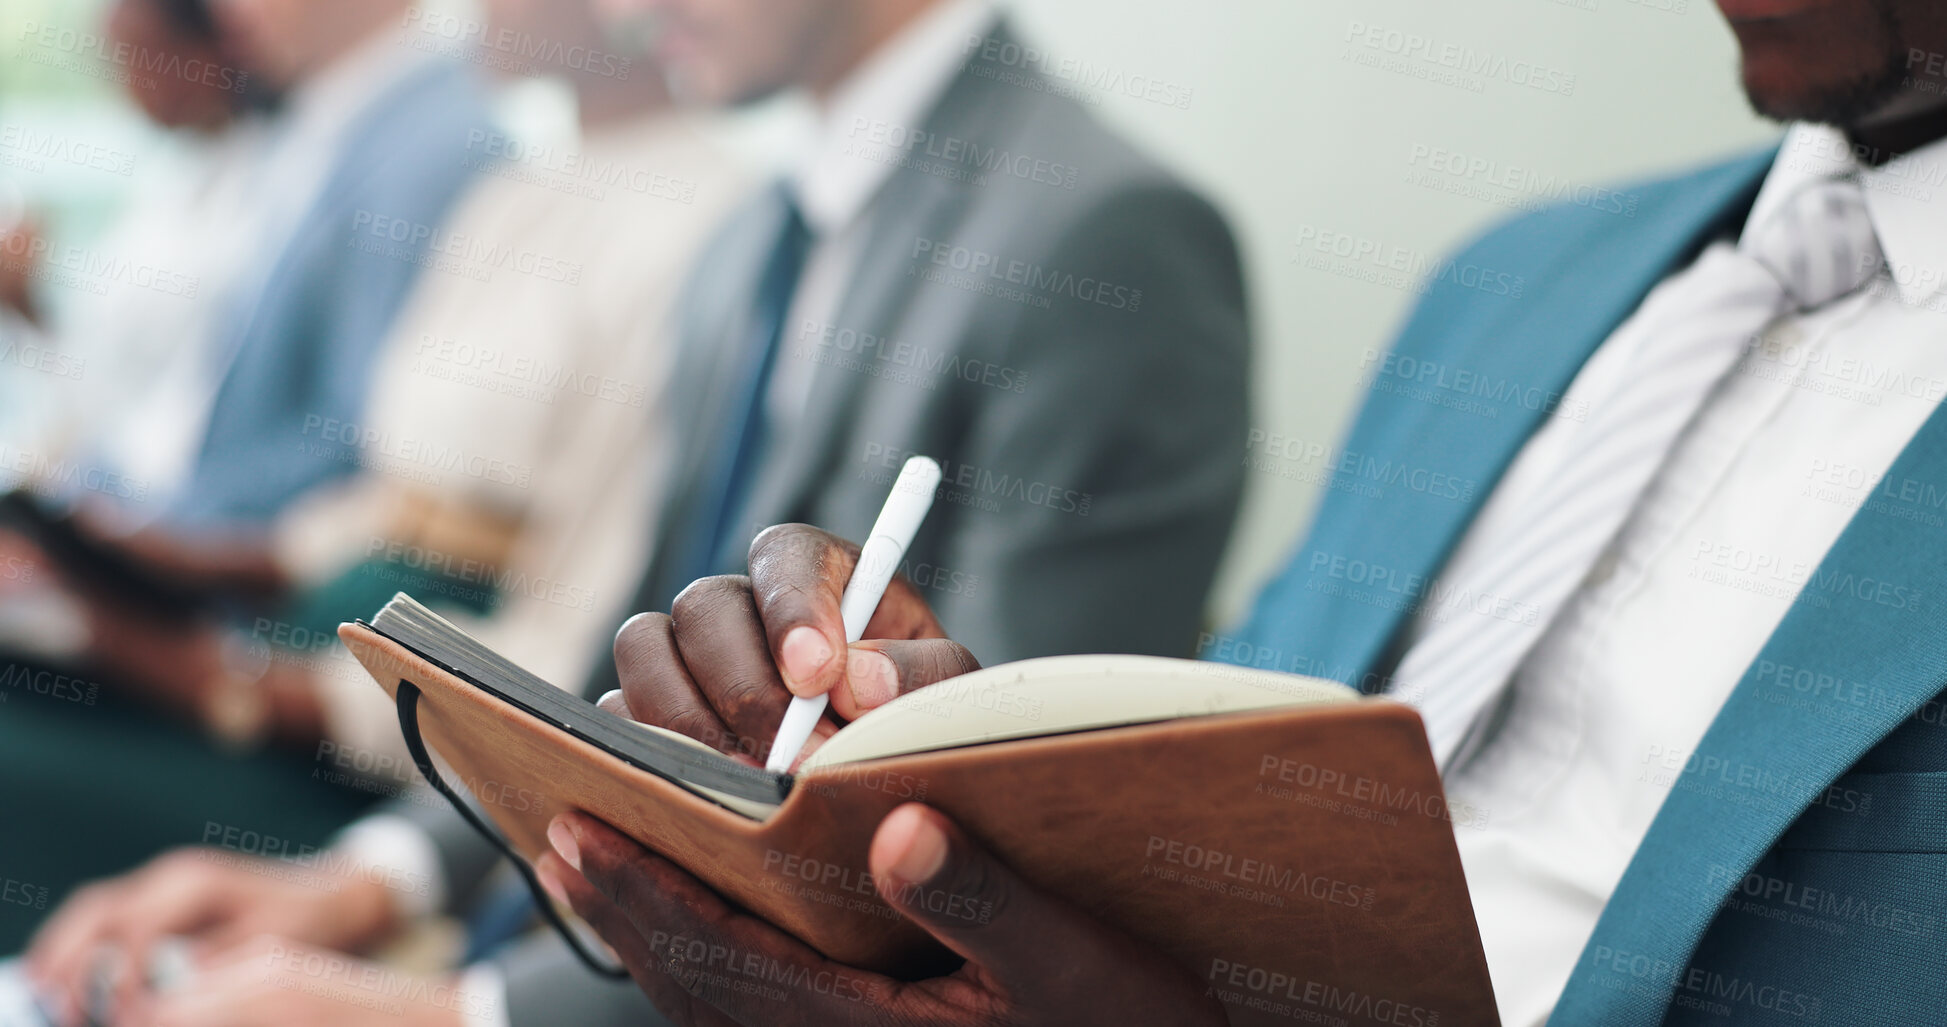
[889,810,948,885]
[595,689,628,716]
[779,626,833,692]
[846,648,897,709]
[547,816,580,872]
[537,863,568,906]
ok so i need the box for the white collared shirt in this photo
[1428,123,1947,1026]
[12,27,440,517]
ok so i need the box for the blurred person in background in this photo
[0,0,492,953]
[172,0,747,783]
[531,1,1947,1026]
[0,0,496,691]
[0,0,269,459]
[13,0,746,1021]
[20,0,1253,1024]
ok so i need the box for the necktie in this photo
[680,184,815,590]
[466,188,812,958]
[1393,176,1885,769]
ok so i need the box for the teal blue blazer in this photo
[1225,145,1947,1025]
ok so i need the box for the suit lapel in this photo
[739,25,1021,532]
[736,170,960,533]
[1556,401,1947,1025]
[1238,150,1778,684]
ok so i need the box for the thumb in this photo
[831,639,979,720]
[868,804,1089,983]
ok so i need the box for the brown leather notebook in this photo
[341,597,1498,1027]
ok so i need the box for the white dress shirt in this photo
[1423,123,1947,1026]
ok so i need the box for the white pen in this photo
[765,455,942,773]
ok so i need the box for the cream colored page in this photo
[802,654,1354,770]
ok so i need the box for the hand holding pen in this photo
[602,458,979,771]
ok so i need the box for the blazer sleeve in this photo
[927,182,1251,664]
[492,933,673,1027]
[369,792,508,916]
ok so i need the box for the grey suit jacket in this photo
[393,18,1250,1025]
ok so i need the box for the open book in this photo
[369,593,1357,818]
[348,594,1498,1027]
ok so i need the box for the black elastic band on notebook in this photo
[395,681,631,980]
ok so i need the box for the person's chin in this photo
[1737,43,1904,123]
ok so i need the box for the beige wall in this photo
[1003,0,1777,624]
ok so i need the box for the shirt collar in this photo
[793,0,996,235]
[1749,122,1947,306]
